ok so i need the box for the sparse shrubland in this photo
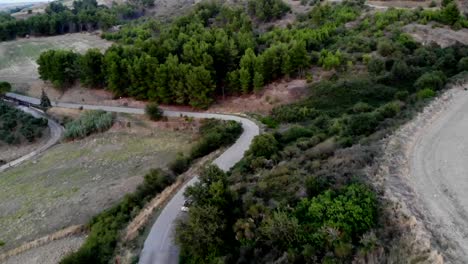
[64,110,114,140]
[0,101,48,144]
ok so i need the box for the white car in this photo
[180,199,193,212]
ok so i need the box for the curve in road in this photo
[5,92,260,264]
[0,102,63,173]
[411,89,468,262]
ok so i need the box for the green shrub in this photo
[260,116,279,128]
[377,40,394,56]
[417,88,436,99]
[352,102,373,113]
[0,81,11,95]
[145,102,163,121]
[458,57,468,71]
[190,120,243,159]
[64,110,114,140]
[342,113,380,137]
[279,126,314,144]
[247,133,279,159]
[375,101,401,119]
[367,57,385,75]
[170,153,192,174]
[414,71,446,91]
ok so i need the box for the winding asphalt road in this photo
[5,92,260,264]
[0,101,63,173]
[411,89,468,262]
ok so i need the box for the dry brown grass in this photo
[0,225,85,262]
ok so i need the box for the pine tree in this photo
[253,72,264,92]
[239,67,251,94]
[40,89,52,108]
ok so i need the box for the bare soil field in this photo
[0,112,196,254]
[0,33,112,90]
[210,79,309,114]
[404,23,468,48]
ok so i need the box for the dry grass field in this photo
[0,33,112,90]
[0,112,196,253]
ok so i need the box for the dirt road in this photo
[410,89,468,262]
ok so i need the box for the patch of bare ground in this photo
[4,235,85,264]
[146,0,196,18]
[369,86,468,262]
[209,79,308,114]
[367,0,436,8]
[403,23,468,48]
[23,74,320,115]
[0,112,196,255]
[0,225,84,264]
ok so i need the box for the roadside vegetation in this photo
[0,81,11,95]
[60,168,175,264]
[0,101,48,145]
[64,110,114,140]
[60,118,242,263]
[170,119,243,174]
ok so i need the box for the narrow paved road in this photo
[5,92,260,264]
[0,102,63,173]
[411,90,468,262]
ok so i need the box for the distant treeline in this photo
[0,0,147,41]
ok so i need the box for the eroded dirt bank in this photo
[375,83,468,263]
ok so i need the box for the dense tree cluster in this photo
[0,0,143,41]
[0,101,48,144]
[247,0,291,21]
[38,1,357,108]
